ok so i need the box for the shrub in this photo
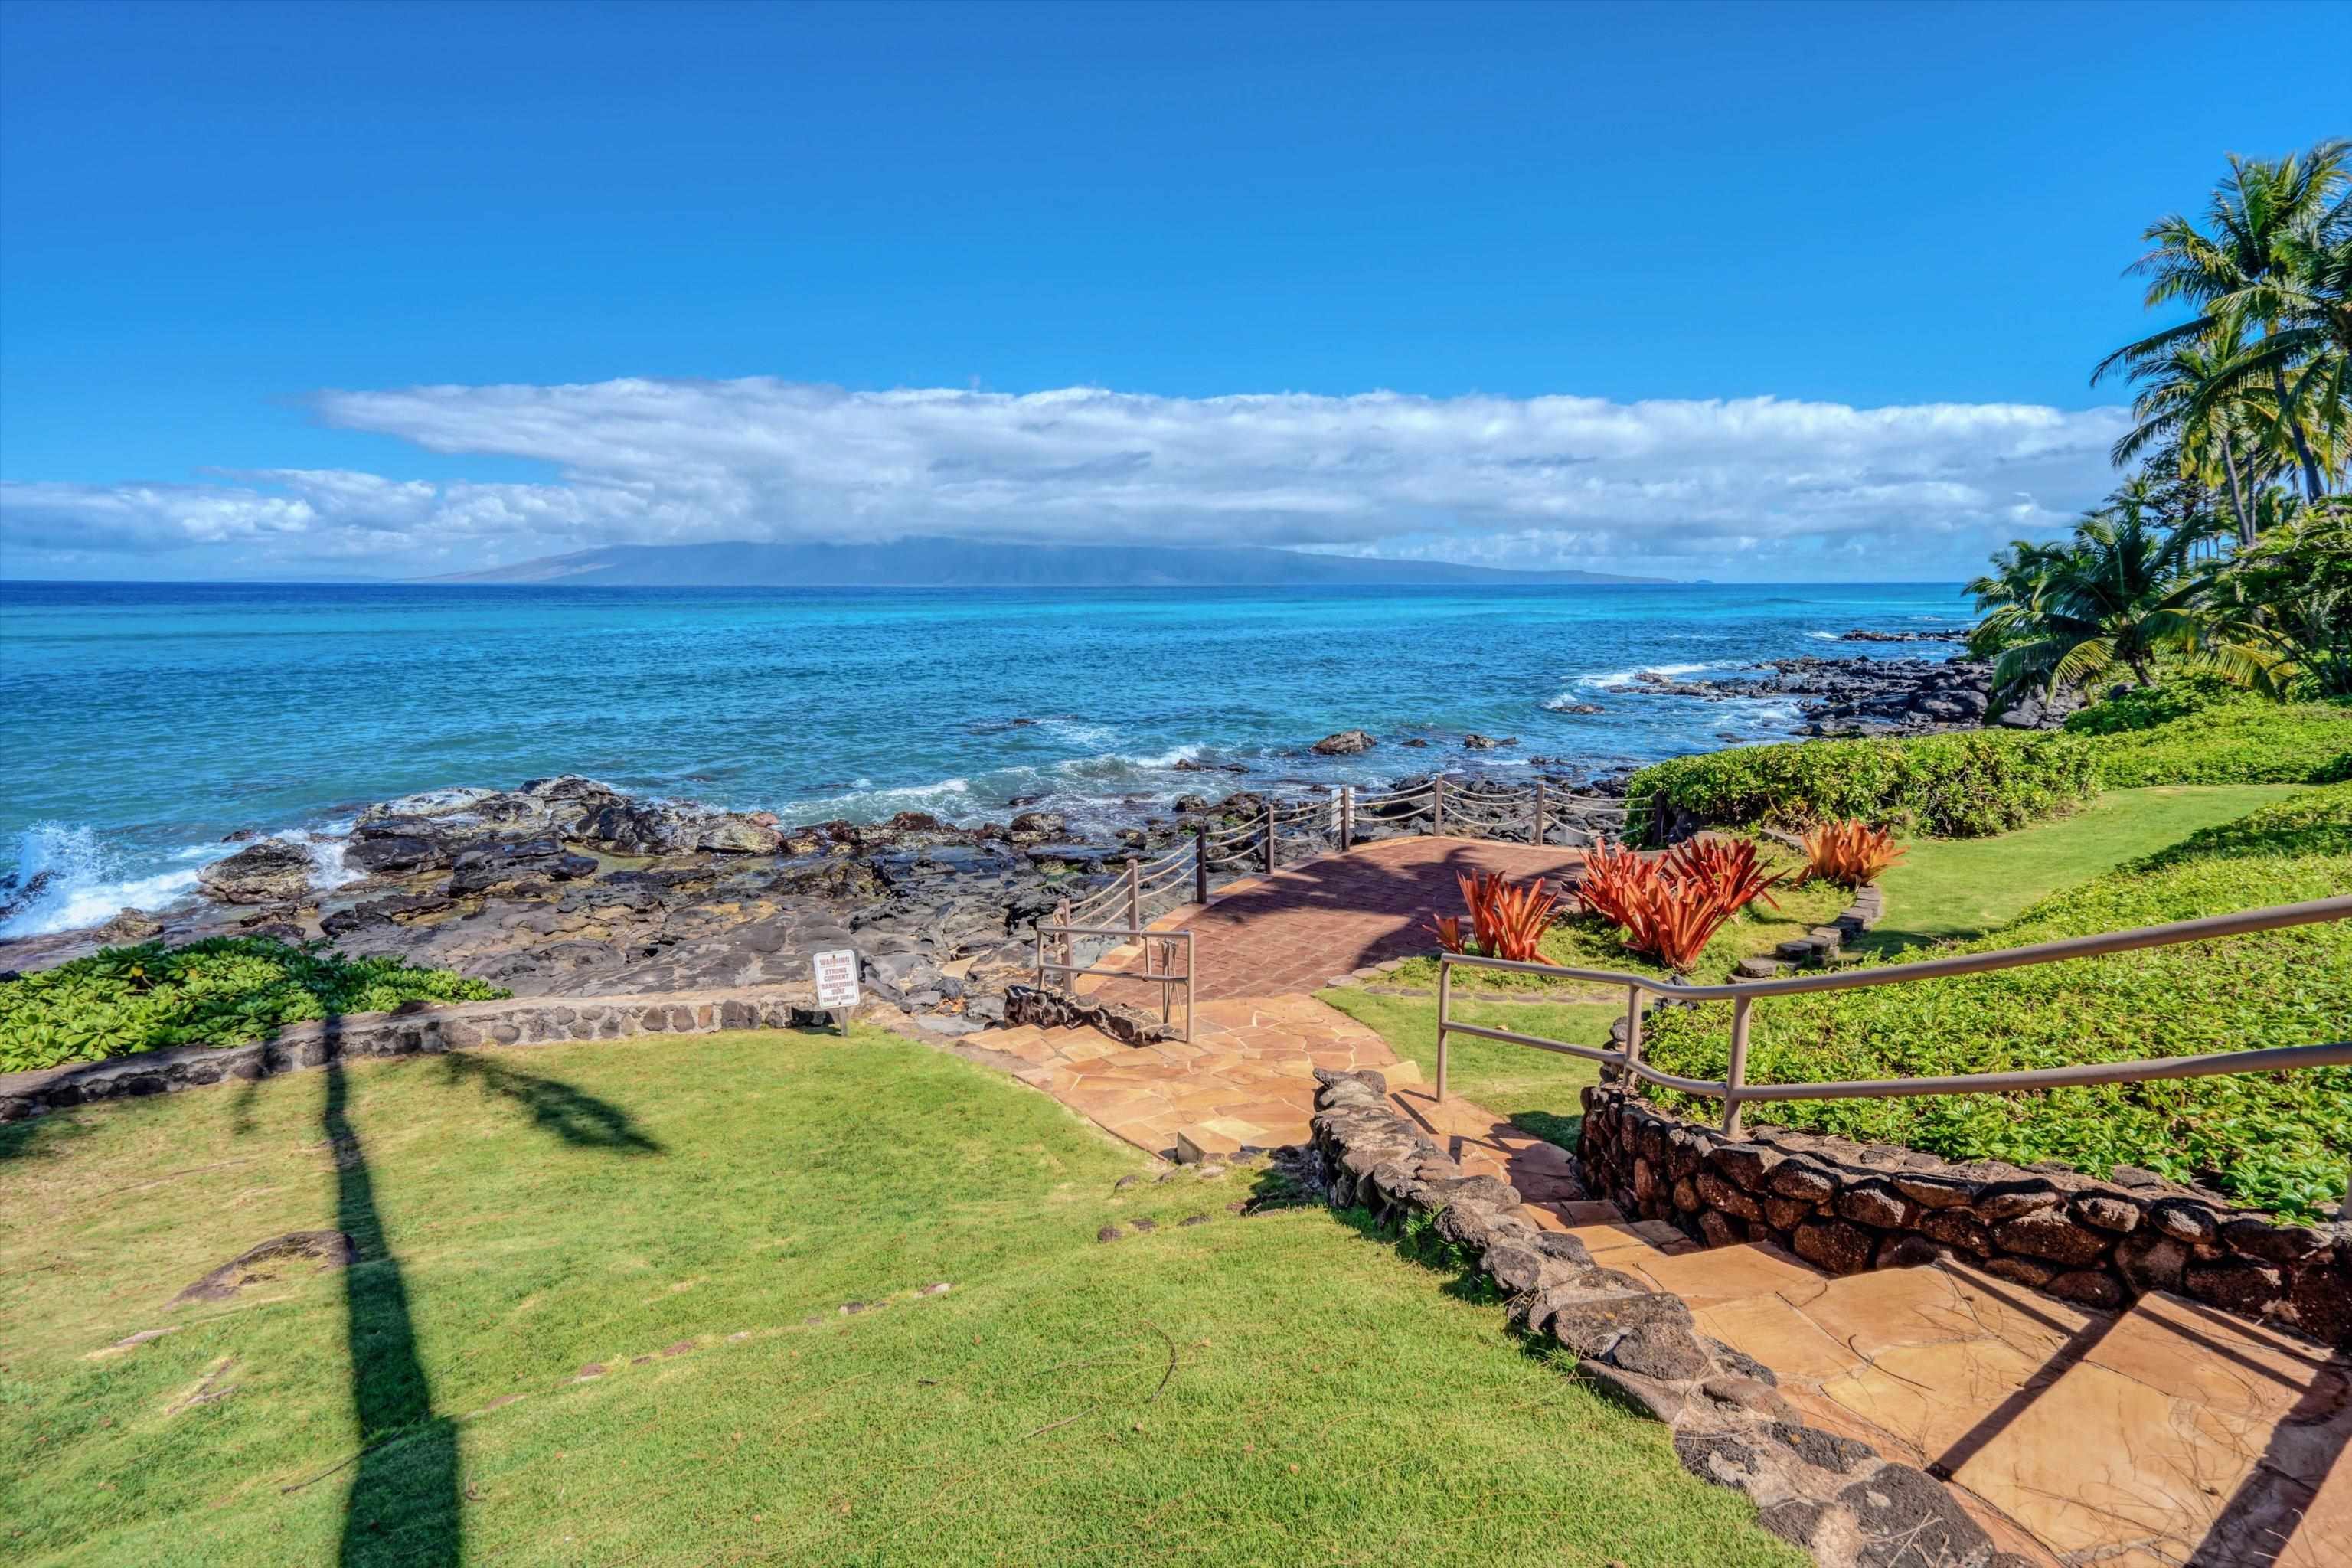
[1637,785,2352,1220]
[1626,729,2099,841]
[2083,698,2352,787]
[2060,672,2257,736]
[1799,819,1906,888]
[0,938,508,1073]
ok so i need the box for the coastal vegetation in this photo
[1627,691,2348,837]
[1628,728,2099,838]
[1637,784,2352,1220]
[1972,139,2351,710]
[0,1024,1798,1568]
[0,938,505,1073]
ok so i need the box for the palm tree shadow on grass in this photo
[436,1051,665,1154]
[327,1037,663,1564]
[325,1044,461,1567]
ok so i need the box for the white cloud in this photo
[0,378,2130,577]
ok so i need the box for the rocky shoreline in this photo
[0,644,2054,1034]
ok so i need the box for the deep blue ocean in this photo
[0,579,1969,936]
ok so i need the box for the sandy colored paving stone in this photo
[2082,1289,2345,1427]
[1792,1260,2099,1361]
[1815,1337,2061,1465]
[1693,1292,1868,1383]
[1952,1358,2268,1558]
[1635,1240,1831,1312]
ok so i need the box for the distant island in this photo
[433,539,1675,588]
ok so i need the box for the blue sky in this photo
[2,0,2346,580]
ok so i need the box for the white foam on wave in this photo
[781,775,978,822]
[1807,630,1838,641]
[1055,743,1204,778]
[0,823,211,939]
[1570,660,1730,694]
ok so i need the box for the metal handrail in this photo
[1432,893,2352,1133]
[1033,923,1195,1042]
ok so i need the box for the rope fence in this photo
[1031,773,1632,1014]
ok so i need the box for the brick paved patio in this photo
[1089,834,1589,1004]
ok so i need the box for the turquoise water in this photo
[0,580,1967,933]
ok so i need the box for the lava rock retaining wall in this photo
[0,985,827,1123]
[1577,1084,2352,1349]
[1308,1069,2038,1568]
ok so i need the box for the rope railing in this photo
[1432,894,2352,1136]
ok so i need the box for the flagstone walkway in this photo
[969,833,2349,1568]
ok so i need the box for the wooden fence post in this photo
[1263,799,1277,874]
[1193,826,1209,905]
[1534,778,1547,846]
[1125,857,1142,934]
[1432,775,1446,836]
[1340,786,1355,852]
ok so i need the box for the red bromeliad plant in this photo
[1425,871,1560,962]
[1801,818,1906,889]
[1573,836,1784,973]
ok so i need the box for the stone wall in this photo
[1577,1084,2352,1349]
[0,985,827,1124]
[1308,1069,2039,1568]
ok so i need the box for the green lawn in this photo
[0,1027,1800,1568]
[1854,784,2302,954]
[1320,991,1617,1150]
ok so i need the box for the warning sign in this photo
[813,949,861,1011]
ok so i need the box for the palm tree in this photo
[2109,329,2265,546]
[1966,483,2212,701]
[2197,497,2352,697]
[2096,141,2350,501]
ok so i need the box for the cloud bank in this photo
[0,378,2131,578]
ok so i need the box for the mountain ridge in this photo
[430,539,1675,587]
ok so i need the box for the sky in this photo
[2,0,2346,583]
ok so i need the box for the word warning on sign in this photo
[812,949,860,1034]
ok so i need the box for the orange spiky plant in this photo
[1573,836,1785,972]
[1426,871,1559,961]
[1800,819,1906,889]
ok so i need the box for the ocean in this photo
[0,579,1969,936]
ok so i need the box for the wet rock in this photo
[197,841,316,906]
[95,907,164,943]
[1310,730,1377,755]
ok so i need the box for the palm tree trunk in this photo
[2272,363,2326,500]
[2219,432,2253,548]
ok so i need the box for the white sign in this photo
[813,949,861,1011]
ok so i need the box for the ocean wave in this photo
[1806,630,1838,641]
[1055,743,1204,779]
[780,775,978,821]
[0,823,210,939]
[1572,660,1730,692]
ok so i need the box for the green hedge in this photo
[1628,697,2352,840]
[1638,785,2352,1220]
[1625,729,2099,839]
[0,939,507,1073]
[2084,699,2352,788]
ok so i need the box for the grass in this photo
[1854,783,2305,953]
[1641,785,2352,1220]
[0,1025,1802,1568]
[1319,991,1617,1151]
